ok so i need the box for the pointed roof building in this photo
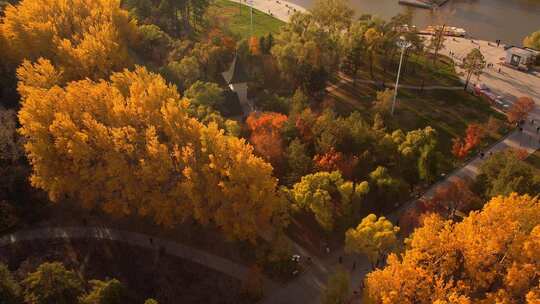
[222,55,250,85]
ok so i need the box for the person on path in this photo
[352,261,356,270]
[338,256,343,264]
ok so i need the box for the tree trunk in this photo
[369,51,375,80]
[464,71,472,90]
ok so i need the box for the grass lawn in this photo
[351,53,463,87]
[327,80,509,172]
[211,0,285,39]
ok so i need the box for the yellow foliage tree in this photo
[364,193,540,303]
[1,0,138,81]
[18,66,285,242]
[345,214,399,269]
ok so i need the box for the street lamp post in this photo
[247,0,254,37]
[391,37,412,116]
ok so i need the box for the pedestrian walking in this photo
[338,256,343,264]
[149,237,153,245]
[498,67,501,73]
[536,126,539,133]
[352,261,356,270]
[497,39,500,47]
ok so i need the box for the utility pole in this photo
[391,37,412,116]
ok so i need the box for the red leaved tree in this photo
[451,123,485,159]
[507,96,535,123]
[313,148,358,179]
[249,36,260,55]
[429,177,480,218]
[246,112,288,165]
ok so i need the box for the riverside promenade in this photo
[230,0,306,22]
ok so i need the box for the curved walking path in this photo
[0,226,277,289]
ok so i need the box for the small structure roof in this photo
[223,55,250,85]
[507,46,538,57]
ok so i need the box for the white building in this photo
[505,46,539,71]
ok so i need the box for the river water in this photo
[289,0,540,45]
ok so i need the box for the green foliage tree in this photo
[461,48,486,90]
[372,89,393,116]
[368,166,407,208]
[340,21,368,83]
[79,279,128,304]
[321,268,350,304]
[184,81,224,108]
[271,12,338,93]
[137,24,171,64]
[417,142,438,183]
[310,0,354,35]
[345,214,399,269]
[523,30,540,51]
[284,139,313,186]
[0,263,21,304]
[476,150,540,198]
[162,56,202,91]
[22,262,83,304]
[290,171,369,231]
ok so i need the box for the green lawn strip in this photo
[212,0,284,39]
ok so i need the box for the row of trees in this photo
[0,261,158,304]
[16,63,286,242]
[270,0,424,95]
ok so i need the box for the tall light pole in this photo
[247,0,254,37]
[391,37,412,116]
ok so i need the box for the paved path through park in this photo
[0,226,278,290]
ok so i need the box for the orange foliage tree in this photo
[249,36,260,55]
[508,96,535,123]
[246,112,288,164]
[451,123,485,159]
[364,193,540,303]
[313,148,358,179]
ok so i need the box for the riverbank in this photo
[229,0,306,22]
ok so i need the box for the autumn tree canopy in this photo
[345,214,399,269]
[451,123,485,160]
[507,96,535,124]
[289,171,369,231]
[364,193,540,303]
[18,66,285,241]
[246,112,288,165]
[0,0,138,81]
